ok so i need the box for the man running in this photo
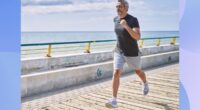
[105,0,149,108]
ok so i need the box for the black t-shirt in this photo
[114,14,140,56]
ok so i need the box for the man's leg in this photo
[106,52,124,108]
[112,69,122,98]
[135,69,149,95]
[105,69,122,108]
[135,69,147,83]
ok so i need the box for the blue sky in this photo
[21,0,179,32]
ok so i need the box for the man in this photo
[105,0,149,108]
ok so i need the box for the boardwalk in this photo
[22,63,179,110]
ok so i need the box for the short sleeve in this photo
[134,18,140,28]
[113,16,118,23]
[130,17,140,28]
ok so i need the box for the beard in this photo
[117,10,122,15]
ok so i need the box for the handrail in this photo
[21,36,179,47]
[21,36,179,57]
[21,40,116,47]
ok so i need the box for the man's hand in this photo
[120,19,129,29]
[120,19,141,40]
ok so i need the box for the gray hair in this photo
[118,0,129,9]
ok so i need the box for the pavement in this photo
[22,63,179,110]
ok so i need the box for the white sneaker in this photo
[143,82,149,95]
[105,99,118,108]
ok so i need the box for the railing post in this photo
[156,38,160,46]
[84,42,91,53]
[139,40,144,48]
[170,37,176,45]
[47,44,52,57]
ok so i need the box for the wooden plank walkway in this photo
[22,63,179,110]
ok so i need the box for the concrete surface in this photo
[21,45,179,75]
[21,50,179,97]
[22,63,179,110]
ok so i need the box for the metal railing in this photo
[21,36,179,57]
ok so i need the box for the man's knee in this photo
[135,69,143,75]
[113,69,122,78]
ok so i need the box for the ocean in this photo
[21,31,179,44]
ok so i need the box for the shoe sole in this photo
[105,103,117,108]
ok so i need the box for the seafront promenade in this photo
[21,37,179,109]
[22,63,179,110]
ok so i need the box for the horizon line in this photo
[21,30,179,33]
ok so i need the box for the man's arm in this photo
[120,19,141,40]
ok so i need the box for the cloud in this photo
[21,0,115,6]
[22,3,116,14]
[21,0,147,14]
[22,0,117,14]
[21,0,179,31]
[128,0,178,17]
[22,0,72,6]
[21,0,178,17]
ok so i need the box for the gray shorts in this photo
[113,51,142,71]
